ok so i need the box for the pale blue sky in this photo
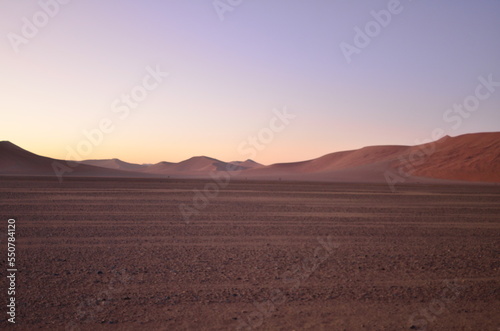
[1,0,499,164]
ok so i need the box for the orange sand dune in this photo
[141,157,264,176]
[143,156,243,175]
[241,145,408,176]
[407,132,500,182]
[237,132,500,183]
[1,132,499,183]
[230,159,264,169]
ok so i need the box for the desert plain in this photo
[0,176,499,330]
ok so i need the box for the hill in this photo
[1,132,498,183]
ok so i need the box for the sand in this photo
[2,132,499,184]
[1,176,499,330]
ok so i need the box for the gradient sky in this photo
[1,0,499,165]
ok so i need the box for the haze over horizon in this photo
[1,130,499,167]
[1,0,499,164]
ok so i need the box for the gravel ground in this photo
[0,177,499,330]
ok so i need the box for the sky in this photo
[1,0,499,165]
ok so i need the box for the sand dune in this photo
[407,132,500,182]
[0,141,148,178]
[236,132,500,183]
[229,159,264,169]
[238,145,409,180]
[79,158,147,172]
[143,156,246,175]
[84,157,264,176]
[1,132,499,183]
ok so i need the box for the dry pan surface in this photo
[0,177,499,330]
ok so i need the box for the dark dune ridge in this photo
[0,141,149,178]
